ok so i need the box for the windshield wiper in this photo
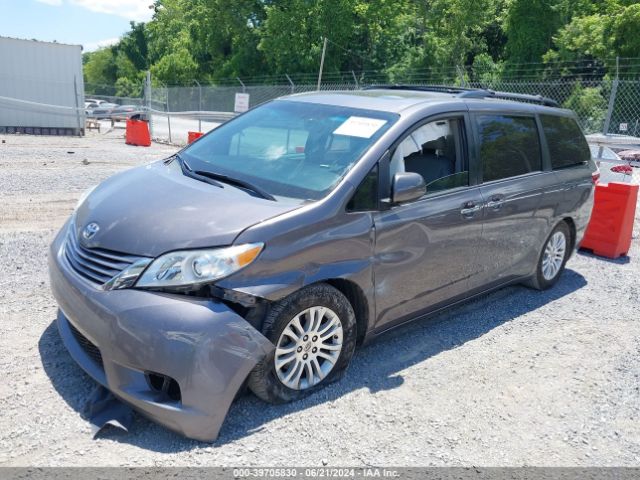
[193,170,276,201]
[170,153,224,189]
[169,153,275,200]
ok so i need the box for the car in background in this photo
[618,149,640,168]
[589,144,633,184]
[110,105,139,122]
[85,98,108,106]
[89,103,119,119]
[85,102,100,116]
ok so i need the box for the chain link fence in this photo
[84,68,640,145]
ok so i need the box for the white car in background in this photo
[589,144,633,184]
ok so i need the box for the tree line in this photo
[84,0,640,97]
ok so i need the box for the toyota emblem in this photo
[82,222,100,240]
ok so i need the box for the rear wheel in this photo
[525,221,571,290]
[248,283,357,404]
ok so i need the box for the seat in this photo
[404,136,453,184]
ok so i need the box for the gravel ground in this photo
[1,130,639,467]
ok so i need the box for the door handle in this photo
[460,202,481,217]
[486,195,504,210]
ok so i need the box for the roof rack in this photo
[458,89,559,107]
[363,84,476,95]
[363,84,559,107]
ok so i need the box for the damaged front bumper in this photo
[48,227,274,442]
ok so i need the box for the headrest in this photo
[422,136,447,151]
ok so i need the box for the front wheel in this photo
[525,221,571,290]
[248,283,357,404]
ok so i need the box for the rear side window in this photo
[541,115,590,169]
[476,115,542,182]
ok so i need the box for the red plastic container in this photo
[580,182,638,259]
[125,119,151,147]
[188,131,204,144]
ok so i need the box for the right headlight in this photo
[134,243,264,289]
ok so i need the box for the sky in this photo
[0,0,155,52]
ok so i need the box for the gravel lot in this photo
[1,130,639,467]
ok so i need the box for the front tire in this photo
[248,283,357,404]
[525,221,571,290]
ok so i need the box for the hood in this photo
[74,160,301,257]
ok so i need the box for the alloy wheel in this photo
[274,306,343,390]
[542,231,567,281]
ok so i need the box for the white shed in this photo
[0,37,85,135]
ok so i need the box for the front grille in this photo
[68,321,104,368]
[64,227,142,286]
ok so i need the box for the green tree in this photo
[562,82,607,132]
[503,0,559,65]
[83,47,118,93]
[544,1,640,70]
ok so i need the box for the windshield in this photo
[182,100,397,201]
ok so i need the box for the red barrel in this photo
[580,182,638,259]
[125,119,151,147]
[188,131,204,144]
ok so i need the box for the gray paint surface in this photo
[0,37,84,130]
[50,220,274,441]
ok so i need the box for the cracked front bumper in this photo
[48,225,273,442]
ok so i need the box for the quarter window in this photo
[476,115,542,182]
[541,115,590,169]
[347,164,378,211]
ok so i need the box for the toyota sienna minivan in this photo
[49,86,597,441]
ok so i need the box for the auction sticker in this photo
[333,116,387,138]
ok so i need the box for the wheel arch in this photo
[561,216,577,252]
[324,278,369,345]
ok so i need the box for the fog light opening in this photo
[145,372,182,402]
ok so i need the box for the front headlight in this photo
[135,243,264,289]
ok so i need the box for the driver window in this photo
[390,118,468,193]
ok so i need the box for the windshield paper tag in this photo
[333,116,387,138]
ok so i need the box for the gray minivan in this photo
[49,86,597,441]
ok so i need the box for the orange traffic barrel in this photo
[580,182,638,259]
[125,119,151,147]
[188,131,204,144]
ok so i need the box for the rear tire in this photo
[248,283,357,404]
[524,221,571,290]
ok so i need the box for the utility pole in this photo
[193,79,202,132]
[237,77,246,93]
[73,75,82,137]
[285,74,295,94]
[145,71,153,137]
[317,36,328,91]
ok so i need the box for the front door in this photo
[372,114,484,330]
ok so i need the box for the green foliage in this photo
[544,1,640,69]
[82,0,635,89]
[609,3,640,58]
[84,47,118,93]
[504,0,559,65]
[151,47,198,85]
[562,83,607,132]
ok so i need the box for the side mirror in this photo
[391,172,426,204]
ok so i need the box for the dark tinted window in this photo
[477,115,542,182]
[541,115,590,169]
[347,164,378,211]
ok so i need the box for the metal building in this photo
[0,37,84,136]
